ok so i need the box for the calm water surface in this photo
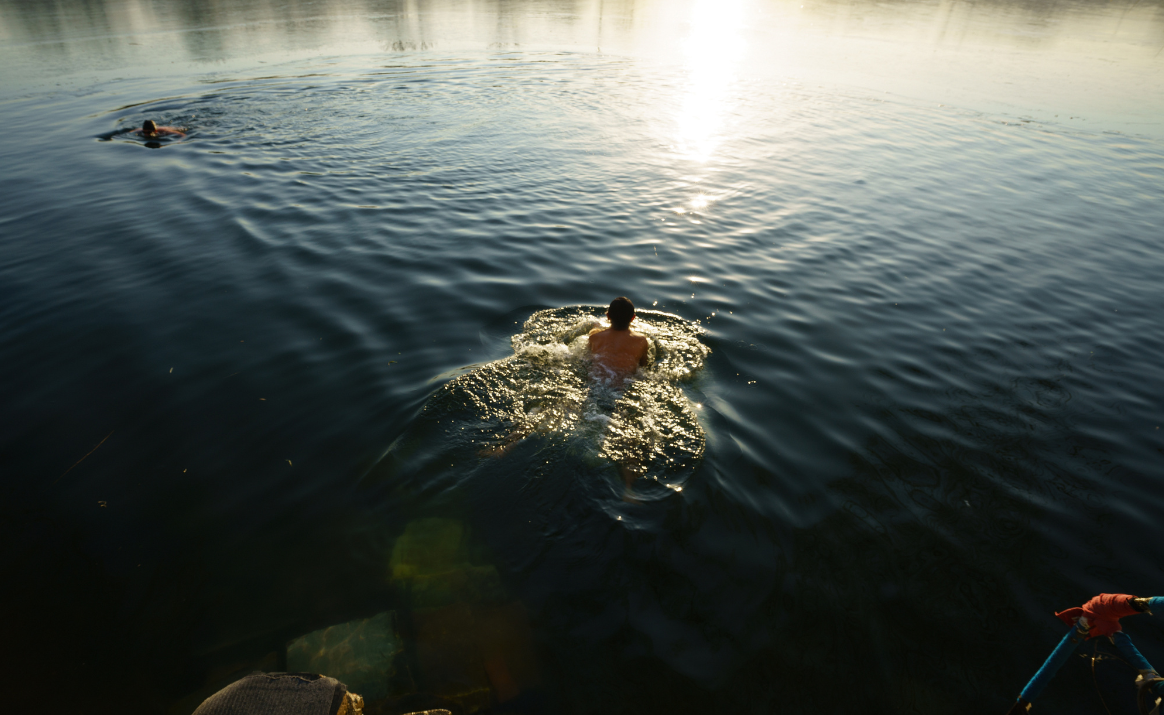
[2,0,1163,713]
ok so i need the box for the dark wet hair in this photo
[142,120,157,134]
[607,296,635,330]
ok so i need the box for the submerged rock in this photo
[286,612,402,702]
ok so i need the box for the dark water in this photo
[2,0,1164,712]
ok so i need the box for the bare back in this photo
[588,327,649,378]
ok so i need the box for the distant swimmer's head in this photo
[607,296,636,330]
[141,120,158,135]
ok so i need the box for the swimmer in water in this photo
[130,120,186,139]
[589,296,651,498]
[587,296,649,381]
[481,296,652,500]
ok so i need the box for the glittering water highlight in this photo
[429,307,708,493]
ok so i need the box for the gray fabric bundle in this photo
[193,672,347,715]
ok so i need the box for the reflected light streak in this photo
[675,0,748,162]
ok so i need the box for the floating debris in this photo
[53,430,114,485]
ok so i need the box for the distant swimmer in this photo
[588,296,649,382]
[130,120,186,139]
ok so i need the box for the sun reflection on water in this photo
[674,0,749,162]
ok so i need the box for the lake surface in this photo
[1,0,1163,712]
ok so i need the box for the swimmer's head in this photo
[607,296,635,330]
[142,120,157,135]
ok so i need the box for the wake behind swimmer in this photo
[437,298,709,501]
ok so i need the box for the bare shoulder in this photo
[589,327,604,336]
[635,333,650,365]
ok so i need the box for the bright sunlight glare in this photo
[675,0,749,162]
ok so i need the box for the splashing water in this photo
[429,306,709,482]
